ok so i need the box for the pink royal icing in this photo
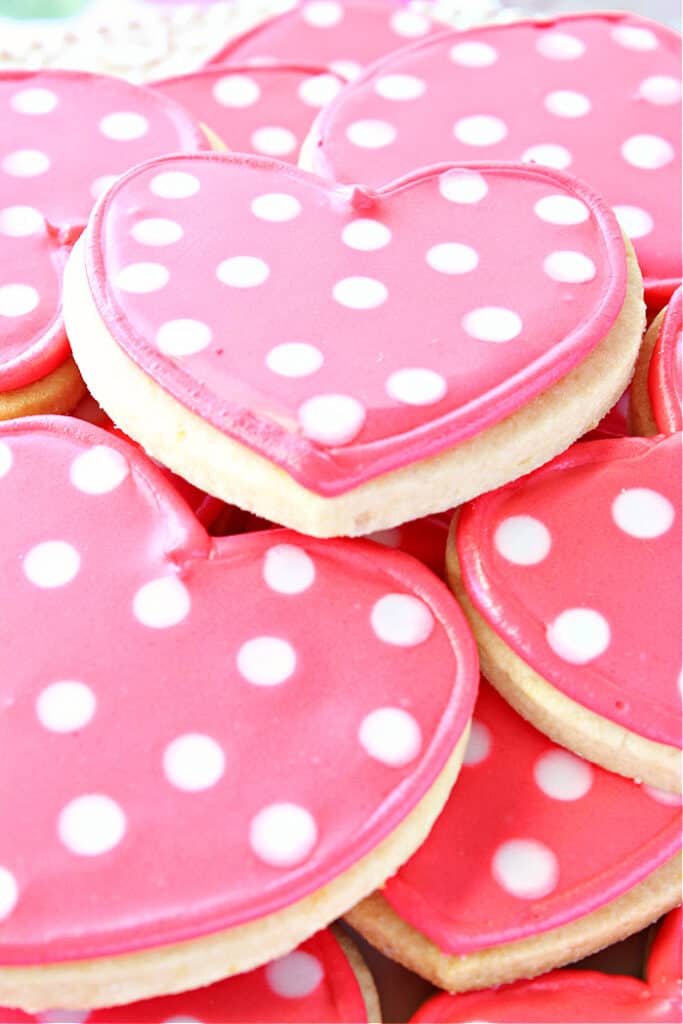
[457,435,682,747]
[0,415,477,966]
[650,285,683,432]
[382,680,681,953]
[0,70,207,392]
[86,153,626,497]
[206,0,438,82]
[310,12,682,310]
[154,64,345,162]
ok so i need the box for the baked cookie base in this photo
[335,928,382,1023]
[630,304,666,436]
[0,356,85,421]
[63,234,644,538]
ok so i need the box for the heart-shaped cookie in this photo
[0,415,477,1011]
[305,11,681,311]
[0,69,207,419]
[449,434,682,793]
[63,152,643,537]
[348,680,681,991]
[411,907,682,1022]
[632,285,682,435]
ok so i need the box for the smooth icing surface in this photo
[412,908,683,1022]
[310,11,682,308]
[370,515,449,578]
[155,64,345,162]
[206,0,437,81]
[382,680,681,953]
[0,930,369,1022]
[0,415,477,965]
[457,435,682,746]
[85,152,626,496]
[0,69,206,391]
[650,286,682,432]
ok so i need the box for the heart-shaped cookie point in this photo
[348,680,681,991]
[411,907,683,1023]
[304,11,681,312]
[632,285,683,435]
[0,415,477,1011]
[450,434,682,793]
[64,151,643,537]
[0,69,207,419]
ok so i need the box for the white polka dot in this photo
[371,593,434,647]
[644,785,682,806]
[36,681,96,733]
[390,10,431,37]
[439,169,488,204]
[342,219,391,251]
[331,59,362,81]
[2,149,50,177]
[0,204,43,236]
[100,112,148,141]
[463,719,492,766]
[217,256,270,288]
[536,31,586,60]
[521,144,572,169]
[426,242,479,275]
[266,951,324,998]
[237,637,296,686]
[454,114,507,146]
[544,90,591,118]
[133,576,190,629]
[156,319,212,357]
[11,86,58,114]
[612,488,674,538]
[0,283,39,317]
[0,868,18,921]
[298,73,342,107]
[375,74,426,101]
[58,795,126,856]
[359,707,422,767]
[266,342,323,377]
[449,41,498,66]
[543,250,596,283]
[534,749,593,800]
[463,306,522,343]
[0,441,12,478]
[613,205,654,239]
[251,126,298,156]
[251,193,302,222]
[131,218,183,246]
[163,734,225,792]
[621,134,674,170]
[24,541,79,588]
[346,119,397,148]
[250,803,317,867]
[90,174,118,200]
[298,394,366,446]
[492,839,559,898]
[114,262,169,294]
[70,445,129,495]
[547,608,610,664]
[611,24,658,50]
[494,515,551,565]
[264,544,315,595]
[213,73,261,107]
[333,276,387,309]
[534,195,589,225]
[302,0,342,27]
[386,368,447,406]
[639,75,681,105]
[150,171,200,199]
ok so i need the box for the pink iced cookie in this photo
[632,285,682,435]
[450,434,682,793]
[306,12,681,311]
[349,680,681,990]
[0,69,206,415]
[154,64,345,161]
[207,0,437,82]
[63,152,643,537]
[0,415,477,1011]
[411,908,683,1022]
